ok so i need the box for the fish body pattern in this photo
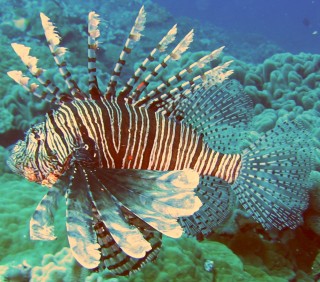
[7,7,314,275]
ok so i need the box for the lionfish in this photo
[7,6,313,276]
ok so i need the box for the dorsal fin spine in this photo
[105,6,146,100]
[88,11,102,99]
[129,29,194,102]
[118,24,178,101]
[9,43,66,104]
[134,47,225,108]
[40,12,86,100]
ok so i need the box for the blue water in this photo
[155,0,320,54]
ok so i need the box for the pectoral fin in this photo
[30,186,62,240]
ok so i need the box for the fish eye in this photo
[84,144,89,150]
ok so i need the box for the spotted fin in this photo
[232,120,314,230]
[179,176,235,237]
[172,79,253,153]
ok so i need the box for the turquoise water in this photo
[156,0,320,54]
[0,0,320,281]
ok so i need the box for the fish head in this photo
[7,122,61,187]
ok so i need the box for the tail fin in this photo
[231,120,314,230]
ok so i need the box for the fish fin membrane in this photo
[94,208,162,275]
[177,79,253,153]
[178,176,235,237]
[71,164,162,274]
[92,168,201,238]
[30,186,62,241]
[64,165,101,269]
[232,120,314,230]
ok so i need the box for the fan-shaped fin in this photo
[65,165,101,269]
[179,176,235,236]
[90,168,201,238]
[232,120,314,230]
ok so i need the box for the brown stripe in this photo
[141,110,157,169]
[189,134,204,168]
[211,153,224,176]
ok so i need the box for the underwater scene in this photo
[0,0,320,281]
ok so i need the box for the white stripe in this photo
[122,103,133,168]
[227,154,241,183]
[74,102,115,167]
[193,144,206,172]
[159,118,172,170]
[174,125,187,170]
[112,101,122,153]
[183,131,198,168]
[126,105,138,168]
[147,113,160,170]
[153,114,166,170]
[216,154,229,179]
[208,152,220,176]
[86,102,108,165]
[136,107,150,169]
[225,154,236,182]
[203,150,215,175]
[163,121,176,170]
[91,103,110,166]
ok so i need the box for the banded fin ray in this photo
[85,168,153,259]
[40,13,86,100]
[134,47,226,109]
[93,207,162,275]
[118,24,178,101]
[64,165,101,269]
[105,6,147,99]
[88,11,102,99]
[7,70,57,103]
[179,176,236,237]
[153,61,234,114]
[92,168,202,238]
[9,43,72,104]
[231,120,314,230]
[129,29,194,102]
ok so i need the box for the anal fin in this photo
[179,176,235,237]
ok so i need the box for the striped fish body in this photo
[48,99,241,184]
[7,7,314,276]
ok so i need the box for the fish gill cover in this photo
[0,0,320,281]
